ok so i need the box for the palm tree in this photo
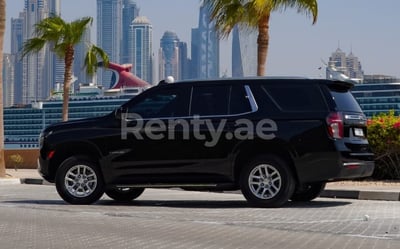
[0,0,6,177]
[203,0,318,76]
[22,16,109,121]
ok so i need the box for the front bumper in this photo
[37,155,54,183]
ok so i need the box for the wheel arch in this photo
[233,140,299,185]
[48,141,104,181]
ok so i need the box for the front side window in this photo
[127,87,189,119]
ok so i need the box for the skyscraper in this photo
[2,54,15,107]
[190,4,220,79]
[346,51,364,80]
[46,0,62,92]
[47,0,59,16]
[159,31,180,81]
[97,0,122,85]
[328,47,348,75]
[74,28,93,85]
[11,13,24,104]
[178,41,190,80]
[122,0,139,64]
[327,47,364,81]
[129,16,153,84]
[22,0,49,103]
[158,31,189,81]
[48,0,61,85]
[232,26,257,77]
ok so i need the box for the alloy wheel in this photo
[64,164,98,198]
[248,164,282,200]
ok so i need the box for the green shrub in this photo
[367,110,400,179]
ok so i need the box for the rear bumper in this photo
[335,159,375,180]
[295,152,375,183]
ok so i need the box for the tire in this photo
[291,182,326,202]
[240,155,295,208]
[105,188,145,202]
[55,156,104,205]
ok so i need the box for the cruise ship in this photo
[327,65,400,117]
[352,82,400,118]
[4,63,150,168]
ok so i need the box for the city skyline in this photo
[4,0,400,78]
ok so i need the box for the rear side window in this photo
[330,90,362,112]
[191,85,229,116]
[229,85,252,114]
[261,84,327,112]
[190,85,252,116]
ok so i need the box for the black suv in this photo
[38,78,374,207]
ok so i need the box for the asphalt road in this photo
[1,184,400,249]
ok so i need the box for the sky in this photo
[4,0,400,78]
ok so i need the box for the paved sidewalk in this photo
[323,180,400,201]
[1,168,400,201]
[3,168,46,185]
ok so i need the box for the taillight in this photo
[326,112,343,139]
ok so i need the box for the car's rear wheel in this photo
[291,182,326,202]
[105,188,145,202]
[240,155,295,208]
[55,156,104,205]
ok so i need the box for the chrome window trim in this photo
[244,85,259,113]
[125,84,259,121]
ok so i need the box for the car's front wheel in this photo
[55,156,104,205]
[105,188,145,202]
[240,155,295,208]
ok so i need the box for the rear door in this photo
[186,83,252,182]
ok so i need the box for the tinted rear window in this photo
[261,84,327,112]
[330,90,362,112]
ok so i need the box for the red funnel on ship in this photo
[99,62,151,89]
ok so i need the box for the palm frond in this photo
[271,0,318,24]
[33,15,65,40]
[203,0,252,38]
[84,45,109,76]
[22,38,47,57]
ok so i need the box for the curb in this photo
[20,178,44,185]
[10,178,400,202]
[20,178,52,185]
[321,189,400,201]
